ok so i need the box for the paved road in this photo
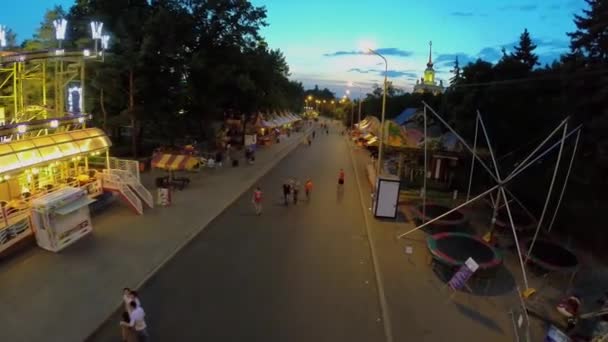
[88,127,385,342]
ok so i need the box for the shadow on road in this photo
[454,302,506,335]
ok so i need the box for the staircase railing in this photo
[106,169,154,208]
[109,158,141,182]
[100,172,143,215]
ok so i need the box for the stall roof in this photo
[0,128,111,174]
[152,153,198,171]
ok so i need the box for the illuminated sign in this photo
[67,86,83,113]
[101,35,110,50]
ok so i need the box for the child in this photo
[305,179,313,200]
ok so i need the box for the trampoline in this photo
[524,239,579,272]
[495,208,536,231]
[427,232,502,270]
[412,204,467,226]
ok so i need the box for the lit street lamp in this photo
[366,48,388,176]
[90,21,104,53]
[53,18,68,49]
[0,25,6,49]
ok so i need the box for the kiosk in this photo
[31,187,94,252]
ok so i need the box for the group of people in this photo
[282,178,313,206]
[120,288,148,342]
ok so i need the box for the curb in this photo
[85,131,308,341]
[346,136,394,342]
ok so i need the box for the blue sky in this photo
[1,0,585,96]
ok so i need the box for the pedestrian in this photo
[293,180,300,204]
[120,301,149,342]
[305,179,313,200]
[121,311,138,342]
[338,168,345,187]
[252,186,263,215]
[312,131,316,139]
[282,181,291,206]
[307,136,312,146]
[123,288,141,313]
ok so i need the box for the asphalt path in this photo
[88,125,385,342]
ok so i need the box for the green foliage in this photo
[512,28,539,69]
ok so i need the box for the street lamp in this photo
[348,81,364,126]
[90,21,103,53]
[366,47,388,176]
[53,18,68,49]
[0,25,6,48]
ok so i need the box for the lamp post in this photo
[0,25,6,49]
[90,21,103,54]
[348,81,364,127]
[367,48,388,176]
[53,18,67,49]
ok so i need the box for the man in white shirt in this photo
[121,301,148,342]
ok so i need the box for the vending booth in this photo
[30,187,94,252]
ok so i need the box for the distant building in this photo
[413,41,445,95]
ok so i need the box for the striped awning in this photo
[151,154,196,171]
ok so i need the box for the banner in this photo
[447,257,479,290]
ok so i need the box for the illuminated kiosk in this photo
[0,20,152,255]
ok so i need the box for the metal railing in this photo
[105,169,153,209]
[109,158,140,182]
[99,172,143,215]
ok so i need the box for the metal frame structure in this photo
[0,50,96,138]
[398,102,582,291]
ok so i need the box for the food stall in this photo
[0,128,111,255]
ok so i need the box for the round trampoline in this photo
[427,232,502,270]
[412,204,467,226]
[524,239,579,272]
[495,208,535,231]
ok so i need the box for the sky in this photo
[1,0,586,96]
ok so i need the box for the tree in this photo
[512,28,539,70]
[22,6,67,51]
[449,56,461,85]
[568,0,608,63]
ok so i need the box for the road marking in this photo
[346,136,394,342]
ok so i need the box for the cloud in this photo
[435,53,473,67]
[478,47,502,61]
[348,68,417,78]
[499,4,538,11]
[451,11,474,17]
[323,47,413,57]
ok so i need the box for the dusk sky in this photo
[1,0,585,96]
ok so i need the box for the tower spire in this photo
[427,41,433,67]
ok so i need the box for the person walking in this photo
[307,136,312,147]
[292,180,301,204]
[252,187,263,215]
[120,301,149,342]
[312,130,316,139]
[282,181,291,206]
[121,311,138,342]
[338,169,345,188]
[305,179,313,200]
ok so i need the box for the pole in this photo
[526,122,568,261]
[358,97,362,125]
[466,116,479,201]
[422,106,428,222]
[500,187,530,290]
[377,54,388,176]
[547,129,580,232]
